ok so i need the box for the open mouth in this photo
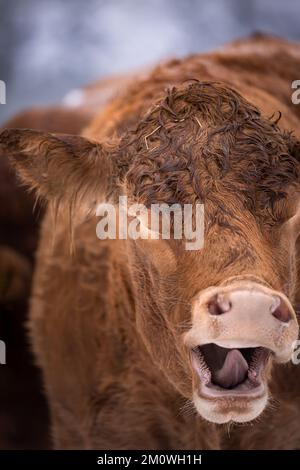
[192,344,271,397]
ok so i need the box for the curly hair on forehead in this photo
[117,81,300,218]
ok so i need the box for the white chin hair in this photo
[192,391,268,424]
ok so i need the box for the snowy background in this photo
[0,0,300,123]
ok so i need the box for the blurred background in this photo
[1,0,300,124]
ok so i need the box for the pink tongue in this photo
[213,349,248,389]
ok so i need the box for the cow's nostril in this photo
[271,297,291,323]
[208,294,232,315]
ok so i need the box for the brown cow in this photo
[1,34,300,449]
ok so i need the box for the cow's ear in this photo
[0,128,119,208]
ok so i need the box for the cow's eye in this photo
[270,196,299,224]
[271,192,300,242]
[273,199,292,222]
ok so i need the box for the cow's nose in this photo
[271,297,292,323]
[208,294,231,316]
[207,291,292,324]
[187,281,299,362]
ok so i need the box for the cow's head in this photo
[1,82,300,424]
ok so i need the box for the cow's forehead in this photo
[121,86,297,209]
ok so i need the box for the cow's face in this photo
[1,82,300,424]
[122,82,300,423]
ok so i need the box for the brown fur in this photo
[1,34,300,449]
[0,105,91,448]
